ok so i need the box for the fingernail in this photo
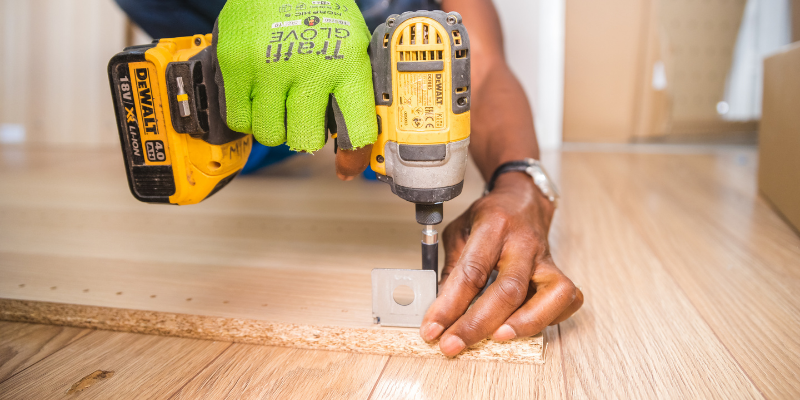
[440,335,466,356]
[420,322,444,341]
[492,324,517,341]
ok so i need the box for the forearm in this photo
[469,65,540,181]
[442,0,540,182]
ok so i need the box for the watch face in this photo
[526,164,559,205]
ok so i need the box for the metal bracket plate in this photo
[372,269,437,328]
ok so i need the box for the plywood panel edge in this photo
[0,298,544,365]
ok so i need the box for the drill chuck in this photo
[416,203,444,225]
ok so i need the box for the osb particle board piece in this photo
[0,299,545,364]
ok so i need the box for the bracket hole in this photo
[393,285,415,306]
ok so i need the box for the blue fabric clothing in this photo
[115,0,441,175]
[115,0,228,39]
[116,0,441,38]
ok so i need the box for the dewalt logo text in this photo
[134,68,158,136]
[435,73,443,106]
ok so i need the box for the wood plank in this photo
[549,151,763,398]
[0,145,545,363]
[586,150,800,398]
[0,299,544,364]
[0,329,230,399]
[0,321,91,383]
[171,345,387,399]
[369,326,564,400]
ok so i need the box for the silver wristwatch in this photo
[484,158,560,208]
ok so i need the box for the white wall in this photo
[495,0,565,150]
[723,0,792,121]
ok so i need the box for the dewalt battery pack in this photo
[108,34,251,205]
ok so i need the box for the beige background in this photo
[0,0,126,146]
[563,0,759,142]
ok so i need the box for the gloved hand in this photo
[212,0,378,155]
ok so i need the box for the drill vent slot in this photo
[383,33,389,48]
[399,51,444,62]
[396,23,446,64]
[453,30,462,46]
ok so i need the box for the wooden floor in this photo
[1,143,799,398]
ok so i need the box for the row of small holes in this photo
[18,284,256,305]
[18,284,352,312]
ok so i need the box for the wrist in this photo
[492,172,556,215]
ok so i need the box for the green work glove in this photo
[212,0,378,152]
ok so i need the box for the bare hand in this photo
[420,172,584,356]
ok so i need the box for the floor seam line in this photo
[166,341,234,400]
[366,355,392,399]
[0,327,98,385]
[609,156,769,400]
[558,325,570,400]
[636,227,768,399]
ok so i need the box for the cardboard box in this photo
[563,0,748,142]
[759,42,800,233]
